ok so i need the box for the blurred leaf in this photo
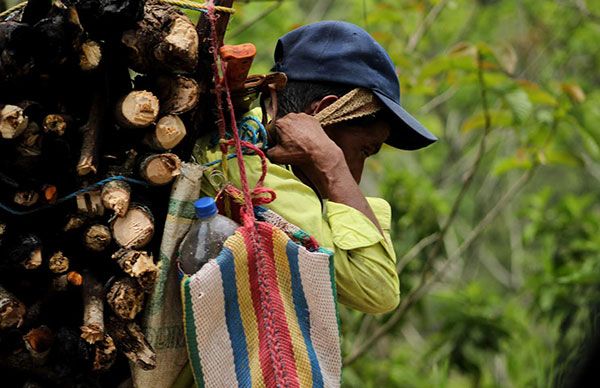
[561,83,586,103]
[505,89,533,123]
[461,109,513,132]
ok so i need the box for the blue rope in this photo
[0,176,148,216]
[205,115,269,168]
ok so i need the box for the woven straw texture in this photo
[315,88,382,127]
[181,220,341,387]
[132,163,204,388]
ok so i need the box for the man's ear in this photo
[306,95,339,115]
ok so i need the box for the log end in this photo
[111,205,155,249]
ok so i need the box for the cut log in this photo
[42,114,72,136]
[106,277,144,320]
[16,122,42,157]
[111,249,158,292]
[77,91,105,176]
[107,315,156,370]
[83,224,112,252]
[155,74,200,115]
[80,40,102,71]
[23,326,54,366]
[76,188,105,216]
[14,190,40,207]
[139,153,181,186]
[64,214,87,232]
[48,251,70,274]
[111,203,155,249]
[0,104,29,139]
[80,271,104,344]
[92,334,117,371]
[0,22,37,82]
[7,234,43,270]
[115,90,160,129]
[42,184,58,203]
[144,115,187,151]
[121,0,198,73]
[67,270,84,287]
[101,180,131,217]
[52,270,83,292]
[0,284,26,329]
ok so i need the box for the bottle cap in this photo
[194,197,218,218]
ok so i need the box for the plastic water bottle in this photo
[178,197,239,275]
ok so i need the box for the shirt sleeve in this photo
[325,198,400,314]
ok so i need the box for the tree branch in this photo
[406,0,450,53]
[417,48,492,280]
[230,0,283,38]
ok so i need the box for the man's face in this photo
[323,118,391,184]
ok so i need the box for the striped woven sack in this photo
[180,205,342,387]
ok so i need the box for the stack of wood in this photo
[0,0,220,385]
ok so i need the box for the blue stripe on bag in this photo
[286,241,325,388]
[217,248,252,387]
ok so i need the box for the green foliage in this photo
[228,0,600,386]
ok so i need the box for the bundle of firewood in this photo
[0,0,219,385]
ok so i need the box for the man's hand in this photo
[266,113,383,234]
[267,113,346,198]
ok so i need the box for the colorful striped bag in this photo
[180,204,342,387]
[182,8,341,383]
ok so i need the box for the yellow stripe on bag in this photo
[231,238,265,388]
[271,229,313,384]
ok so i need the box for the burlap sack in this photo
[131,162,204,388]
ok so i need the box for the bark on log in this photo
[111,203,155,249]
[101,180,131,217]
[92,333,117,371]
[0,104,29,139]
[0,284,26,329]
[106,277,144,320]
[77,91,105,176]
[139,153,181,186]
[121,0,198,74]
[114,90,159,129]
[80,271,104,344]
[83,224,112,252]
[144,115,187,151]
[111,248,158,292]
[107,315,156,370]
[15,122,42,158]
[0,22,37,82]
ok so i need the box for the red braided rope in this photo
[206,3,293,387]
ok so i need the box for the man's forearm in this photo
[308,149,383,234]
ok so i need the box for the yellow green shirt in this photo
[193,136,400,315]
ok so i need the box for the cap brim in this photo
[374,91,438,150]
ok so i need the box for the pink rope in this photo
[206,3,291,387]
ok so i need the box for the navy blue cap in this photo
[194,197,218,218]
[274,21,437,150]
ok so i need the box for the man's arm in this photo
[267,113,383,233]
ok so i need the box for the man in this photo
[196,20,437,314]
